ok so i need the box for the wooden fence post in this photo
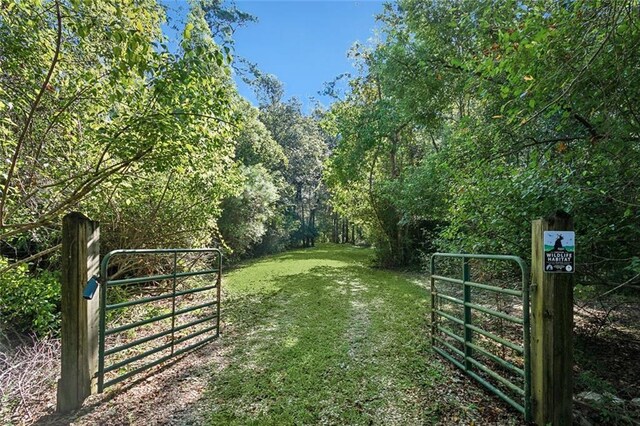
[56,212,100,413]
[531,211,574,425]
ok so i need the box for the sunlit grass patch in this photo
[204,244,438,424]
[221,244,368,298]
[199,244,522,424]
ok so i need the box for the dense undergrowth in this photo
[0,260,61,336]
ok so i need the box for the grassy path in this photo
[40,244,517,425]
[206,244,433,424]
[199,244,499,425]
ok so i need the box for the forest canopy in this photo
[0,0,331,335]
[324,0,640,291]
[1,0,639,336]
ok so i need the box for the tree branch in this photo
[0,0,63,226]
[0,244,62,274]
[520,4,621,127]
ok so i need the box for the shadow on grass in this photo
[203,261,437,425]
[34,338,224,425]
[208,246,523,425]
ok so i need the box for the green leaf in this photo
[184,22,194,40]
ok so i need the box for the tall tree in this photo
[326,0,640,288]
[253,77,328,248]
[0,0,238,264]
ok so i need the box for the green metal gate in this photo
[98,248,221,392]
[430,253,530,421]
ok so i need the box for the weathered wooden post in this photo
[531,211,574,425]
[56,212,100,413]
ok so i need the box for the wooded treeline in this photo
[324,0,640,298]
[2,0,639,337]
[0,0,333,336]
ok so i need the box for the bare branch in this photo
[598,272,640,298]
[0,244,62,274]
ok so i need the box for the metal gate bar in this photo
[98,248,221,392]
[430,253,530,421]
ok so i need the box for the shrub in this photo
[0,259,61,337]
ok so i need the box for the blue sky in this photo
[231,1,384,109]
[164,1,384,111]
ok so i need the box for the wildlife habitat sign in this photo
[544,231,575,273]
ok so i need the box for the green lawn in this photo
[201,244,511,425]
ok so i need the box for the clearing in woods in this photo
[42,244,519,425]
[200,244,518,425]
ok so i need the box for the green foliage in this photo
[0,0,248,279]
[0,0,237,235]
[326,0,640,283]
[0,0,335,336]
[233,100,287,171]
[254,91,330,249]
[1,0,169,234]
[218,165,282,259]
[0,260,60,336]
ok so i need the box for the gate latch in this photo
[83,276,99,300]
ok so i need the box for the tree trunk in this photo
[310,210,316,247]
[344,218,349,244]
[333,213,338,243]
[300,194,306,247]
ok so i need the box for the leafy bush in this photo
[0,259,61,337]
[218,164,282,260]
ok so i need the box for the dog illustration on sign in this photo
[553,234,564,251]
